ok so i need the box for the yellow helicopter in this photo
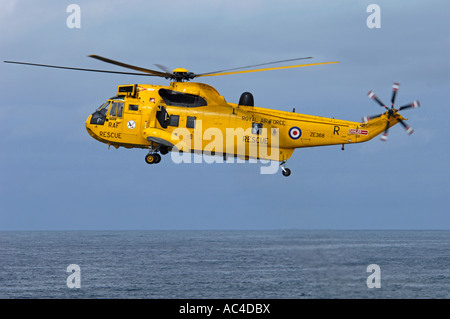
[4,56,420,176]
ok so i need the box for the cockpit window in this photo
[96,101,111,116]
[159,89,207,107]
[90,101,110,125]
[109,102,123,117]
[95,103,104,112]
[96,101,108,111]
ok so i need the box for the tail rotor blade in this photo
[391,83,400,108]
[368,90,389,110]
[397,118,414,135]
[398,100,420,111]
[380,120,390,141]
[362,113,383,123]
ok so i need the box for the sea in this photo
[0,230,449,299]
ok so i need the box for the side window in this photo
[252,123,263,135]
[117,103,123,117]
[186,116,196,129]
[159,89,207,107]
[169,115,179,127]
[129,104,139,111]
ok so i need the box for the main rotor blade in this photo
[89,55,172,78]
[391,82,400,108]
[398,100,420,111]
[4,60,157,76]
[197,57,313,76]
[154,64,172,73]
[195,61,339,78]
[368,90,389,110]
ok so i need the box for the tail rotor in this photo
[364,83,420,141]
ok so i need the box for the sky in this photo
[1,0,449,230]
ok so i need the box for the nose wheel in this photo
[280,161,291,177]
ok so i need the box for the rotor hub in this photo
[172,68,188,73]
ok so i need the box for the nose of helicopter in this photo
[85,114,103,142]
[85,114,95,138]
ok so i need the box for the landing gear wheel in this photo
[145,153,162,164]
[279,160,291,177]
[282,168,291,177]
[145,154,155,164]
[145,154,156,164]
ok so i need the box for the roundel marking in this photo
[289,126,302,139]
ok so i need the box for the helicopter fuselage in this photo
[85,81,402,163]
